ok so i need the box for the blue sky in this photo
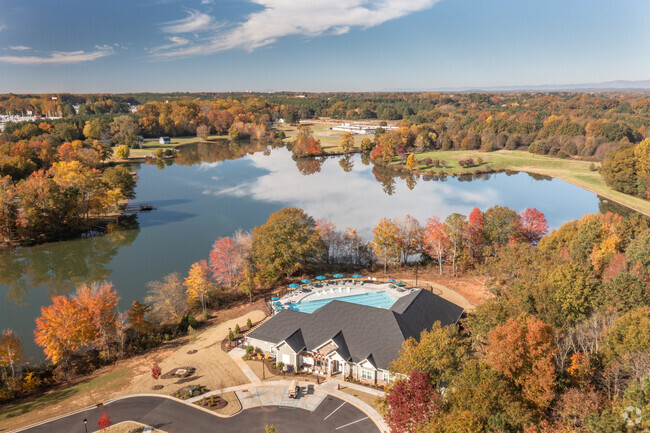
[0,0,648,93]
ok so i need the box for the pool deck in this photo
[273,281,412,314]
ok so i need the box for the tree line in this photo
[382,210,650,432]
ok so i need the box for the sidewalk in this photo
[227,348,261,385]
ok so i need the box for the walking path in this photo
[227,347,262,385]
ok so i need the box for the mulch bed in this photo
[187,350,198,355]
[194,395,228,410]
[173,384,208,400]
[161,366,195,380]
[152,384,164,390]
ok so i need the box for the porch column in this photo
[328,360,332,377]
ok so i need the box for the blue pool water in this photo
[291,291,397,313]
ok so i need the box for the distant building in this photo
[332,123,398,135]
[159,136,171,145]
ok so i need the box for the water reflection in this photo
[0,222,139,306]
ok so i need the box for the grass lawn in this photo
[278,122,370,154]
[93,421,164,433]
[405,149,650,216]
[113,135,228,159]
[0,369,130,426]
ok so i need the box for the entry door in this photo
[332,360,339,372]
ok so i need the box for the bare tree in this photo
[145,272,187,324]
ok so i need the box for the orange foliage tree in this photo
[485,314,557,412]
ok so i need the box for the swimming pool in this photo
[290,291,396,314]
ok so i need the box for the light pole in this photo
[83,418,88,433]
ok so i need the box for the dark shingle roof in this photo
[247,289,464,370]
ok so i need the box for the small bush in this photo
[246,345,254,354]
[115,145,130,159]
[155,148,164,159]
[234,324,241,334]
[277,362,284,370]
[247,318,253,328]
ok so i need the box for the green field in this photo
[402,149,650,216]
[278,122,369,154]
[122,135,227,159]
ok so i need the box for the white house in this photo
[159,136,171,145]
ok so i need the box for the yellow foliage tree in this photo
[371,218,402,274]
[339,132,355,154]
[184,260,212,317]
[406,153,418,170]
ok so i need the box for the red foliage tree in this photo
[151,362,162,380]
[98,411,111,430]
[519,208,549,244]
[466,207,484,265]
[209,237,238,285]
[385,370,440,433]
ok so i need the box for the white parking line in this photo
[335,417,369,430]
[323,402,346,420]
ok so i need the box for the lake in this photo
[0,141,616,362]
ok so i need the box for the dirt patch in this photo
[340,387,382,411]
[92,421,164,433]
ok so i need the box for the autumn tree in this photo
[466,207,484,265]
[444,213,466,276]
[110,115,140,147]
[0,329,23,389]
[483,205,520,253]
[74,282,120,359]
[405,153,418,170]
[196,124,210,141]
[83,118,109,141]
[390,322,466,387]
[292,126,322,157]
[98,411,111,431]
[486,314,557,411]
[519,208,549,244]
[395,215,423,264]
[145,272,187,324]
[151,362,162,380]
[384,370,440,433]
[339,131,355,154]
[114,145,130,159]
[315,219,339,263]
[127,300,151,335]
[102,165,136,200]
[371,217,402,273]
[184,260,213,317]
[250,208,323,285]
[209,230,252,289]
[424,216,448,275]
[34,295,91,364]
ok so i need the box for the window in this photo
[361,369,373,380]
[383,372,390,382]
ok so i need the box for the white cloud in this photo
[163,10,217,33]
[0,46,114,65]
[201,0,214,4]
[9,46,31,51]
[150,36,190,53]
[154,0,441,58]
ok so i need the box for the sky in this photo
[0,0,648,93]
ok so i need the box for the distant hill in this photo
[390,79,650,92]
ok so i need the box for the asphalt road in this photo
[15,394,380,433]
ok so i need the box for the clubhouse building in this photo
[245,289,464,386]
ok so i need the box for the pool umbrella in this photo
[273,301,281,305]
[388,279,395,283]
[288,283,300,288]
[333,274,344,278]
[276,306,284,310]
[396,282,405,287]
[301,279,312,284]
[271,296,279,301]
[315,276,326,280]
[352,274,363,278]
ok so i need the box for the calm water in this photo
[0,141,612,361]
